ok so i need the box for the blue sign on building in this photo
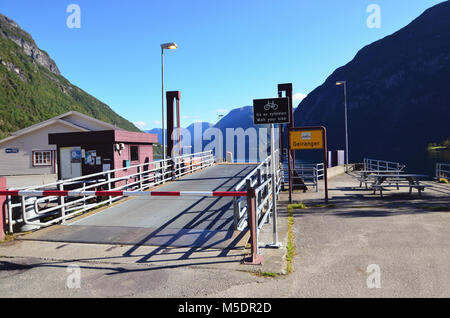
[5,148,19,154]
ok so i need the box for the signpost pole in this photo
[267,123,281,248]
[252,97,289,249]
[322,127,329,203]
[287,138,293,204]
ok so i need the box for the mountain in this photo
[293,1,450,173]
[0,14,140,139]
[211,106,273,161]
[146,109,273,161]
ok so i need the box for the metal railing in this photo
[436,163,450,180]
[233,150,281,233]
[173,150,214,178]
[281,162,324,192]
[5,151,214,233]
[363,158,406,172]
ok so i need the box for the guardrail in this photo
[233,150,281,251]
[5,150,214,233]
[436,163,450,180]
[363,158,406,172]
[281,163,324,192]
[173,151,214,178]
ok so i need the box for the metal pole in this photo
[267,124,281,248]
[58,183,66,224]
[323,127,329,203]
[242,180,264,265]
[343,82,349,172]
[218,114,223,162]
[161,48,166,165]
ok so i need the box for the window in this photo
[130,146,139,161]
[33,150,52,166]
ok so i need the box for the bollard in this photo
[242,181,264,265]
[0,177,6,241]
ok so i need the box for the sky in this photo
[0,0,445,130]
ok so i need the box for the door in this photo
[70,146,82,178]
[60,147,71,179]
[60,147,82,179]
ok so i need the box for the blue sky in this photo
[1,0,444,129]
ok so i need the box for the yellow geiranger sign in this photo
[290,130,324,150]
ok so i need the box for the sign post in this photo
[289,126,329,203]
[253,97,290,248]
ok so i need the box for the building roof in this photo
[48,130,158,145]
[0,111,121,145]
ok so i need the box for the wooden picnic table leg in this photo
[406,177,420,196]
[379,177,387,197]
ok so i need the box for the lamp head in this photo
[161,42,178,50]
[336,81,346,86]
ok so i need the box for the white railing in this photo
[436,163,450,180]
[6,151,214,233]
[233,150,281,233]
[173,150,214,178]
[363,158,406,172]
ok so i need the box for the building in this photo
[48,130,157,180]
[0,111,122,177]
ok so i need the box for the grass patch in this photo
[0,233,17,244]
[289,202,307,210]
[439,178,449,184]
[254,271,279,278]
[285,202,308,274]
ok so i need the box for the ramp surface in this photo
[21,164,255,249]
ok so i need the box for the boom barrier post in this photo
[242,180,264,265]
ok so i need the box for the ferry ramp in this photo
[21,164,256,249]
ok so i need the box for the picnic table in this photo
[369,173,430,197]
[353,170,403,189]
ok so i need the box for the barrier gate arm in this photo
[0,190,248,197]
[0,188,265,266]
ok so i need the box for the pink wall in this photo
[113,144,154,190]
[0,177,6,240]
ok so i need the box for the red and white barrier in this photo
[0,190,248,198]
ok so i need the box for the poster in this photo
[96,157,101,165]
[71,148,82,163]
[85,150,96,165]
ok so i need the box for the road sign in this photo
[290,129,324,150]
[289,126,329,203]
[253,98,290,125]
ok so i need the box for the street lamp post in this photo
[218,114,224,162]
[161,42,178,165]
[336,81,349,172]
